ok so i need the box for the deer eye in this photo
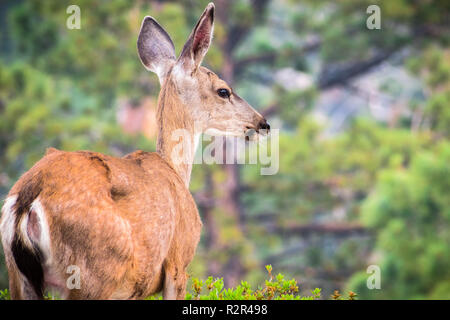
[217,88,230,98]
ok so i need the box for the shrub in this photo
[181,265,321,300]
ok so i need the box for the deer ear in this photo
[137,16,176,83]
[178,3,214,71]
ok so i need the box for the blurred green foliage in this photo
[182,265,322,300]
[347,143,450,299]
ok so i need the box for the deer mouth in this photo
[244,126,266,141]
[244,118,270,140]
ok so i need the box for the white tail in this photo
[0,3,269,300]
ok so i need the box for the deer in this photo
[0,3,269,300]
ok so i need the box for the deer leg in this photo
[8,267,41,300]
[2,249,38,300]
[7,266,24,300]
[162,264,187,300]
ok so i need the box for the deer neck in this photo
[155,79,198,187]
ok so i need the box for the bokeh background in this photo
[0,0,449,299]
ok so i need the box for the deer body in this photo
[2,149,200,299]
[0,3,268,299]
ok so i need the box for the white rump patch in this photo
[1,197,52,264]
[28,198,52,265]
[0,195,18,250]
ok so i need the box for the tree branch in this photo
[317,49,398,89]
[234,36,322,74]
[274,223,368,237]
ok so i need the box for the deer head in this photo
[137,3,269,145]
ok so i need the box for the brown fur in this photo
[6,149,201,299]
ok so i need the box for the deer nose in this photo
[257,119,270,132]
